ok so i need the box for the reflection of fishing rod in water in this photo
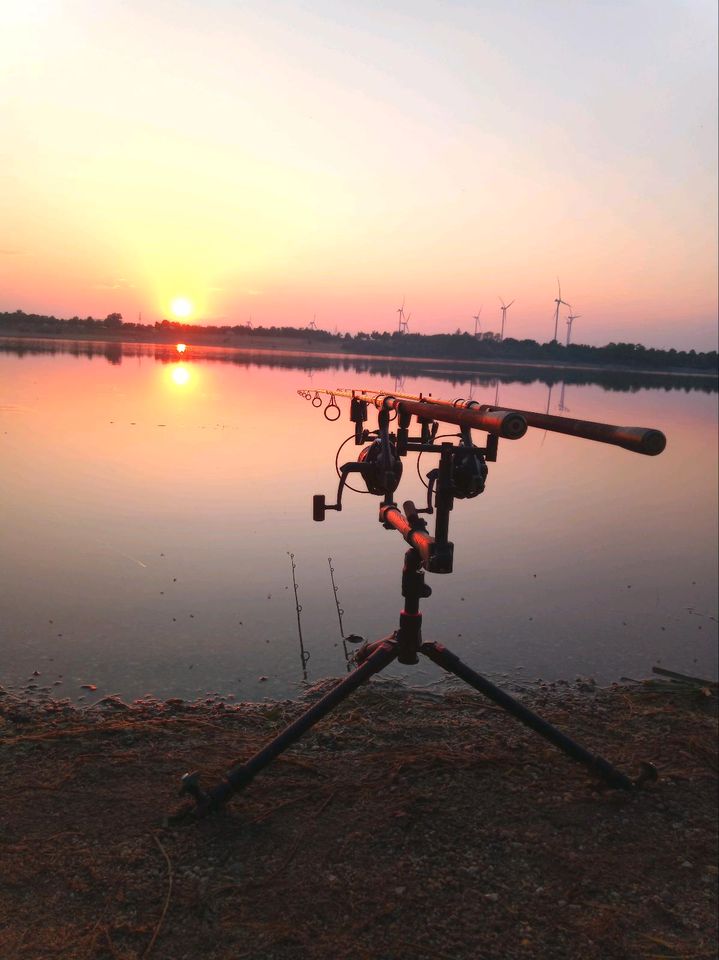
[328,558,351,671]
[288,553,310,681]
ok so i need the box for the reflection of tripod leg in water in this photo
[180,543,653,817]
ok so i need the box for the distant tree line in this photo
[345,329,718,372]
[1,309,132,331]
[1,310,716,373]
[151,317,336,341]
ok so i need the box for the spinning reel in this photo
[311,394,513,578]
[313,398,495,515]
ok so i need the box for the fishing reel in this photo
[313,407,403,521]
[450,445,487,499]
[312,395,492,523]
[449,427,488,500]
[357,435,403,496]
[416,426,488,521]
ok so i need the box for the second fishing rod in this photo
[300,387,666,457]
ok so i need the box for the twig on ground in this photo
[143,834,174,959]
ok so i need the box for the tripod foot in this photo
[179,770,207,804]
[421,641,637,791]
[177,770,234,819]
[174,638,399,817]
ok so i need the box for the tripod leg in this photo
[421,641,634,790]
[182,638,399,814]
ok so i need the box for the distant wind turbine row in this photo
[476,278,579,344]
[306,282,580,342]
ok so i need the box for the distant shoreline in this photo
[1,329,717,381]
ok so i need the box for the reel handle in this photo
[313,494,341,521]
[313,491,347,521]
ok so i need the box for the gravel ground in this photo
[0,678,716,960]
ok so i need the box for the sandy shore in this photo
[0,677,716,960]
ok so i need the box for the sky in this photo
[1,0,717,350]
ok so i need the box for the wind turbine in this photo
[566,306,580,347]
[308,313,318,331]
[472,306,483,338]
[498,297,515,341]
[397,297,410,335]
[397,297,407,334]
[552,278,570,342]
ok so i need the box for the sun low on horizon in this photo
[170,297,193,321]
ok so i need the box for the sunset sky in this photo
[1,0,717,350]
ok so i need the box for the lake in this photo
[1,338,717,704]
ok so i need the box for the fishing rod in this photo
[298,387,666,456]
[299,387,528,441]
[178,384,665,818]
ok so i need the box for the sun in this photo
[170,297,193,320]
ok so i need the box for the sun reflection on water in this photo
[170,364,190,386]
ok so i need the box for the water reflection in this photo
[0,336,715,394]
[170,365,191,387]
[0,338,716,703]
[558,382,570,413]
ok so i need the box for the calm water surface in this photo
[1,340,717,703]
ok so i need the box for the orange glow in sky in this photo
[0,1,716,350]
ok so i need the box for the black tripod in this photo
[180,401,659,816]
[180,494,654,816]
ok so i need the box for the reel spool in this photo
[357,439,403,496]
[450,445,488,499]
